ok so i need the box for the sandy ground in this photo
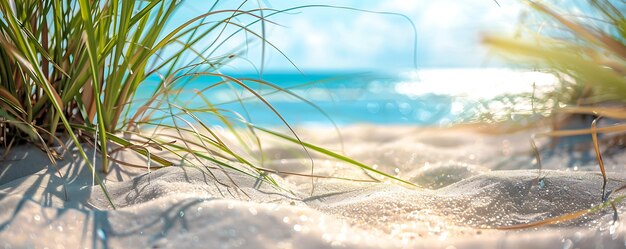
[2,124,626,248]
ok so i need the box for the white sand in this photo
[2,124,626,248]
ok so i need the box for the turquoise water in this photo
[132,69,554,127]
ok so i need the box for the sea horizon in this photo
[134,67,559,127]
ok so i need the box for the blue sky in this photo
[176,0,529,72]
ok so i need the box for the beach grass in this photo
[484,0,626,227]
[485,0,626,163]
[0,1,417,208]
[484,0,626,112]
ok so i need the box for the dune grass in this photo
[484,0,626,228]
[484,0,626,110]
[0,1,418,208]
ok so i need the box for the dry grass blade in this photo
[498,193,626,230]
[497,208,591,230]
[561,107,626,120]
[591,117,609,200]
[529,135,544,187]
[0,87,25,115]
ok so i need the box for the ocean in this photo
[133,68,558,127]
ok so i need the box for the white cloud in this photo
[214,0,528,71]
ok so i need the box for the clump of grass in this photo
[484,0,626,228]
[0,1,416,207]
[484,0,626,109]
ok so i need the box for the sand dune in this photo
[2,125,626,248]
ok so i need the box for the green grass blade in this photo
[254,126,417,187]
[77,0,110,173]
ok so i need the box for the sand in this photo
[2,124,626,248]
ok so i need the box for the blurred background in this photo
[142,0,572,127]
[176,0,529,71]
